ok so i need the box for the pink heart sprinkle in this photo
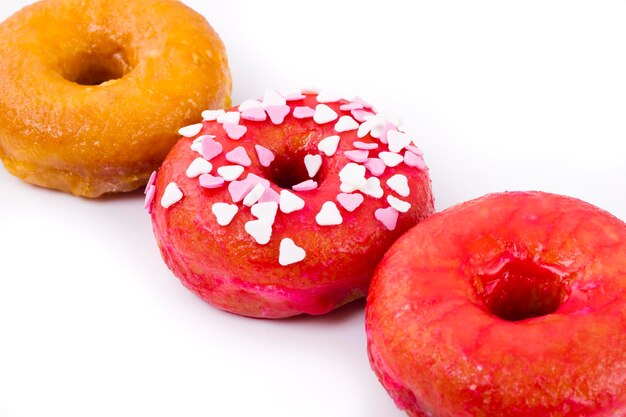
[363,158,386,177]
[266,105,291,125]
[255,145,275,167]
[145,171,157,194]
[225,146,252,167]
[340,102,364,111]
[336,193,364,212]
[200,137,223,160]
[199,174,225,189]
[246,173,271,189]
[292,180,318,191]
[352,96,374,109]
[353,141,378,150]
[293,106,316,119]
[223,123,247,140]
[228,179,254,203]
[351,109,375,122]
[258,187,281,204]
[379,123,397,144]
[344,150,369,163]
[406,145,424,157]
[284,93,307,101]
[241,107,267,122]
[404,151,427,170]
[375,207,399,231]
[144,185,155,212]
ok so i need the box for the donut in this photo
[147,89,434,318]
[366,191,626,417]
[0,0,231,197]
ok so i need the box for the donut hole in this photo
[264,150,326,189]
[475,257,570,321]
[62,40,133,86]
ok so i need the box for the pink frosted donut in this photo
[146,89,434,318]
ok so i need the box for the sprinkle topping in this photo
[199,136,223,160]
[241,107,267,122]
[251,202,278,223]
[255,145,275,167]
[223,123,247,140]
[245,218,273,245]
[387,195,411,213]
[379,152,404,167]
[313,104,338,124]
[334,116,359,132]
[243,183,265,207]
[279,238,306,266]
[292,180,318,191]
[161,182,183,208]
[318,135,340,157]
[336,193,364,212]
[279,190,305,214]
[344,150,369,163]
[178,123,203,138]
[304,154,322,178]
[315,202,343,226]
[293,106,315,119]
[186,158,213,178]
[266,105,291,125]
[212,203,238,226]
[217,165,244,181]
[199,174,225,189]
[225,146,252,167]
[375,206,399,231]
[387,174,410,197]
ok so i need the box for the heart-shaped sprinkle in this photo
[266,105,291,125]
[293,106,316,119]
[375,206,399,231]
[178,123,203,138]
[406,145,424,156]
[199,136,223,160]
[378,111,403,128]
[217,111,241,125]
[199,174,225,189]
[363,158,386,177]
[359,177,384,199]
[334,115,359,132]
[223,123,247,140]
[246,173,271,189]
[245,218,273,245]
[262,89,286,108]
[387,130,411,153]
[144,185,155,212]
[351,109,374,122]
[186,158,213,178]
[202,109,225,121]
[258,187,281,204]
[340,102,364,111]
[217,165,244,181]
[315,201,343,226]
[279,190,305,213]
[352,96,374,109]
[387,174,410,197]
[357,117,379,138]
[387,195,411,213]
[225,146,252,167]
[339,163,367,187]
[340,182,360,193]
[255,145,275,167]
[161,182,183,208]
[379,123,397,144]
[241,106,267,122]
[145,171,157,194]
[283,92,307,101]
[316,90,342,103]
[304,154,322,178]
[317,135,340,157]
[336,193,364,212]
[238,99,263,112]
[344,150,369,163]
[292,180,318,191]
[279,238,306,266]
[212,203,238,226]
[314,104,338,124]
[243,183,265,207]
[353,141,379,150]
[251,202,278,223]
[228,179,253,202]
[379,152,404,167]
[404,151,427,170]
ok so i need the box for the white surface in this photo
[1,1,625,417]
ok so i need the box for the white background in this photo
[1,1,625,416]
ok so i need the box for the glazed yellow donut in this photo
[0,0,231,197]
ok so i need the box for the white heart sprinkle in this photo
[161,182,183,208]
[304,154,323,178]
[315,202,343,226]
[238,99,263,111]
[262,89,286,108]
[279,190,305,214]
[379,152,404,167]
[339,163,367,187]
[217,111,241,125]
[378,111,403,128]
[314,104,338,124]
[245,218,273,245]
[359,177,384,199]
[340,182,360,193]
[212,203,238,226]
[178,123,203,138]
[334,115,359,133]
[387,130,411,153]
[387,195,411,213]
[387,174,410,197]
[217,165,244,181]
[316,90,342,103]
[202,109,225,121]
[317,135,340,157]
[251,202,278,223]
[186,158,213,178]
[279,238,306,266]
[357,115,383,138]
[243,183,265,207]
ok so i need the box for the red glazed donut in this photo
[366,191,626,417]
[147,89,434,318]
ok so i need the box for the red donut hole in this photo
[474,256,571,321]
